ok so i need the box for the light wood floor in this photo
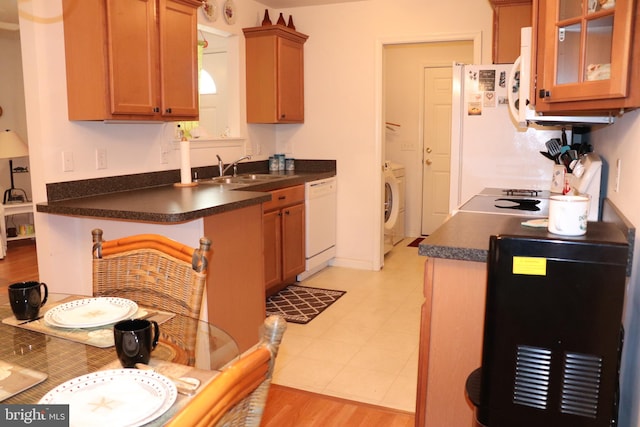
[0,239,39,292]
[2,240,415,426]
[262,385,415,426]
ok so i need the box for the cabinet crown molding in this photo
[489,0,532,6]
[243,25,309,44]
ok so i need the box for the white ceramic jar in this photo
[548,195,590,236]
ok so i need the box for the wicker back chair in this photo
[92,229,211,363]
[166,315,287,427]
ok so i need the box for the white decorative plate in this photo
[223,0,236,25]
[44,297,138,329]
[202,0,217,22]
[39,369,177,427]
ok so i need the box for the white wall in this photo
[273,0,495,269]
[591,110,640,427]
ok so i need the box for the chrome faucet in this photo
[216,154,224,177]
[217,154,252,177]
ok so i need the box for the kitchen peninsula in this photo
[36,160,336,352]
[414,203,634,427]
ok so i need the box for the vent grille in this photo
[561,352,602,418]
[513,345,552,410]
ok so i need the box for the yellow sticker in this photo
[512,256,547,276]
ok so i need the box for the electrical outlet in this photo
[96,148,107,170]
[62,151,74,172]
[160,144,171,164]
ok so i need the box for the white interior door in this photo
[421,67,453,235]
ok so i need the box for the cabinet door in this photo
[492,2,533,64]
[537,0,634,103]
[263,209,283,290]
[106,0,158,116]
[277,37,305,122]
[281,203,305,279]
[245,34,278,123]
[158,0,199,118]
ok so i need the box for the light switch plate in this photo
[62,151,74,172]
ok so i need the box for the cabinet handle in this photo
[165,108,172,114]
[284,210,290,215]
[153,107,160,113]
[278,196,286,200]
[278,212,282,217]
[539,89,550,99]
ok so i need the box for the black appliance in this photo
[468,224,628,427]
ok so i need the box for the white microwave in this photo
[507,27,615,127]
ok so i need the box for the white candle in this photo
[180,138,191,184]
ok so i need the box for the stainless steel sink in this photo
[198,173,290,186]
[233,174,289,182]
[208,176,237,184]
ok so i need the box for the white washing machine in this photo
[384,162,405,253]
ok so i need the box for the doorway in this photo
[382,40,475,254]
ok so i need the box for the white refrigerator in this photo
[449,63,562,209]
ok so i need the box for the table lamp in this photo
[0,129,29,204]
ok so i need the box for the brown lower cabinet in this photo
[416,257,487,426]
[263,185,305,297]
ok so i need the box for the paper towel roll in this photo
[180,139,191,184]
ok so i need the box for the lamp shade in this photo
[0,129,28,159]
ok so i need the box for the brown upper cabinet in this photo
[532,0,640,114]
[62,0,200,121]
[490,0,533,64]
[243,25,308,124]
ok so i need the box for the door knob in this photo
[426,147,432,153]
[425,159,432,165]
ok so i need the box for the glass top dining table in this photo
[0,293,239,423]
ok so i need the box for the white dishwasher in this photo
[297,177,337,281]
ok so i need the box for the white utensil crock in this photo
[548,195,590,236]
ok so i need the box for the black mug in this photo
[113,319,160,368]
[8,281,48,321]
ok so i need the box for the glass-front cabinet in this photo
[534,0,639,112]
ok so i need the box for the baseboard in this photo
[329,257,379,271]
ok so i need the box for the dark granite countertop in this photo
[36,160,336,223]
[419,199,635,275]
[418,212,526,262]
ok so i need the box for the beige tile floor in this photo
[272,237,425,412]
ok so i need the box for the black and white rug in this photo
[266,284,346,324]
